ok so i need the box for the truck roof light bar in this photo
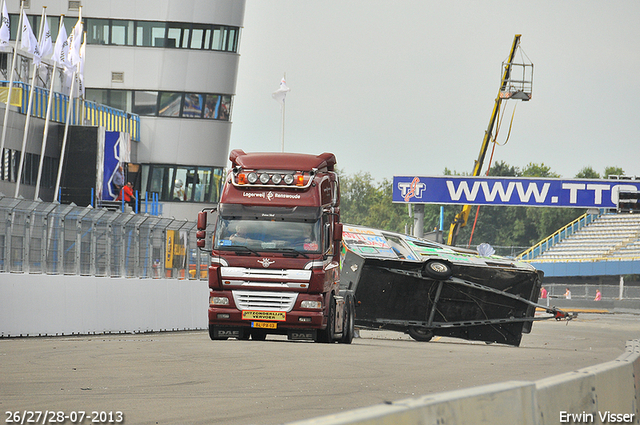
[230,168,317,189]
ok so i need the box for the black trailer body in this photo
[340,225,573,346]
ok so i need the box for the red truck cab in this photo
[196,150,354,343]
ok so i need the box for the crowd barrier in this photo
[287,340,640,425]
[0,273,208,337]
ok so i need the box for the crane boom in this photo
[447,34,523,246]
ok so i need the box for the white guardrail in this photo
[287,339,640,425]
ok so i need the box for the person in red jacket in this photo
[117,182,137,209]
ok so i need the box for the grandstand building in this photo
[0,0,245,220]
[520,208,640,305]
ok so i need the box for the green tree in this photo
[604,166,625,178]
[575,166,599,179]
[521,162,559,178]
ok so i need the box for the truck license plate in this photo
[252,322,277,329]
[242,311,286,321]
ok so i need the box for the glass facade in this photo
[86,89,233,120]
[1,148,58,188]
[141,164,224,203]
[10,15,240,53]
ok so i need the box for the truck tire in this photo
[340,295,355,344]
[422,260,452,280]
[408,326,434,342]
[316,295,336,343]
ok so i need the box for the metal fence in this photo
[0,195,212,280]
[543,283,640,300]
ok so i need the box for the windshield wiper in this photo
[277,248,310,258]
[218,245,260,256]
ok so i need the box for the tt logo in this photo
[258,258,275,268]
[398,177,426,201]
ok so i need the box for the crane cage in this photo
[499,48,533,101]
[0,195,213,279]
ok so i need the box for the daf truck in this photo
[196,150,355,343]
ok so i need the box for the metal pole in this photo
[53,8,81,200]
[35,16,65,200]
[15,7,47,198]
[53,72,76,198]
[413,204,424,238]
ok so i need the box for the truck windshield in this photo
[215,218,322,253]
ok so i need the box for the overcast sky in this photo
[229,1,640,181]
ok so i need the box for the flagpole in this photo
[0,1,24,165]
[15,6,46,198]
[54,68,76,201]
[280,72,286,152]
[35,14,63,200]
[280,98,285,153]
[54,6,81,202]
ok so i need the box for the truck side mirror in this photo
[333,222,343,242]
[197,211,207,230]
[196,211,208,249]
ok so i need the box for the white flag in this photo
[38,16,52,62]
[78,34,86,97]
[21,11,40,60]
[67,16,83,68]
[52,22,69,66]
[272,77,290,106]
[0,1,10,48]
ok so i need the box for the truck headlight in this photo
[283,174,294,185]
[301,300,322,309]
[211,296,229,305]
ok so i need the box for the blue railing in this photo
[3,81,140,141]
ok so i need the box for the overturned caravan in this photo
[341,225,574,347]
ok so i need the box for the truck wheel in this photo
[208,325,228,340]
[316,295,336,343]
[408,326,433,342]
[421,260,452,280]
[340,295,355,344]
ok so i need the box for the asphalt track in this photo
[1,312,639,425]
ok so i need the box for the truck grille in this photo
[232,290,298,312]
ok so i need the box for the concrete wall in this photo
[286,340,640,425]
[0,273,208,337]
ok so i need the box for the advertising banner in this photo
[392,176,640,209]
[101,131,131,200]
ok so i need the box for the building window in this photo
[135,21,167,47]
[131,90,158,116]
[87,89,233,121]
[158,92,183,117]
[183,94,204,118]
[143,164,224,203]
[190,24,211,49]
[10,14,240,53]
[111,19,134,46]
[86,18,109,44]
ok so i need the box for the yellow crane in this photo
[447,34,532,246]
